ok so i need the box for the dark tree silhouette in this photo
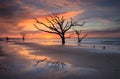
[20,32,27,41]
[74,30,87,44]
[33,14,74,45]
[5,36,9,42]
[72,21,87,45]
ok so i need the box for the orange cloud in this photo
[18,10,84,38]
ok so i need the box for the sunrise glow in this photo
[0,0,119,38]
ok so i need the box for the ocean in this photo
[26,38,120,45]
[0,37,120,52]
[26,38,120,52]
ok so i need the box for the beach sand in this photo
[0,41,120,79]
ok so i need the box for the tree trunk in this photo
[77,34,80,43]
[22,36,25,42]
[22,36,25,40]
[61,37,65,45]
[59,33,65,45]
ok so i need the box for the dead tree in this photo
[33,14,74,45]
[72,21,87,45]
[74,30,87,44]
[20,32,27,41]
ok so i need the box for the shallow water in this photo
[0,42,99,79]
[25,38,120,53]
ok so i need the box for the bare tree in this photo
[20,32,27,41]
[33,14,74,45]
[74,30,87,44]
[72,21,87,45]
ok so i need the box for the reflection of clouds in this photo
[65,67,97,74]
[56,67,98,79]
[0,42,99,79]
[0,63,7,72]
[32,56,98,78]
[14,43,72,72]
[18,46,50,60]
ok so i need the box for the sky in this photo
[0,0,120,38]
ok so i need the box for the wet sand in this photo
[0,41,120,79]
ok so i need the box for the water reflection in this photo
[1,41,72,72]
[18,48,49,60]
[16,45,71,71]
[40,41,61,45]
[0,42,99,79]
[0,57,5,61]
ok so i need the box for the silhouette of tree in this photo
[5,36,9,42]
[33,14,74,45]
[20,32,27,41]
[74,30,87,44]
[72,21,87,45]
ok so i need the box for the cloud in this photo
[87,29,120,34]
[0,0,119,38]
[0,0,38,36]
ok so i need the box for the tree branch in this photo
[65,32,74,38]
[33,18,50,29]
[33,24,58,34]
[79,34,87,43]
[46,17,61,34]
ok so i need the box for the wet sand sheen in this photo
[0,42,120,79]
